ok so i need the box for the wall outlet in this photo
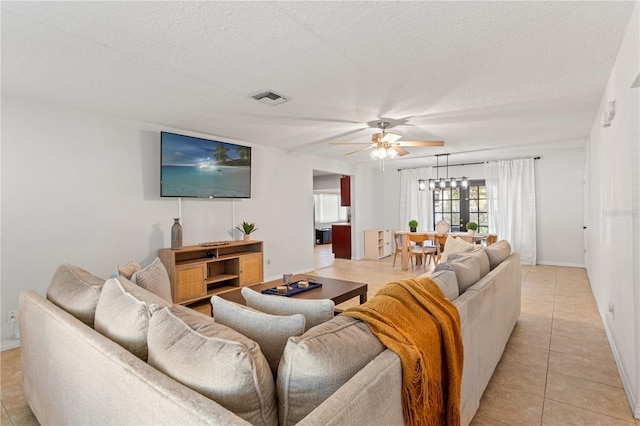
[7,311,17,324]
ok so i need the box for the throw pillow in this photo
[484,240,512,270]
[448,248,490,278]
[277,315,385,425]
[446,255,482,294]
[130,257,172,303]
[241,287,334,331]
[94,277,169,360]
[147,305,277,426]
[427,270,459,300]
[46,263,105,327]
[211,296,305,376]
[110,259,141,280]
[440,235,475,263]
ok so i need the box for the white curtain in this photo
[399,167,435,232]
[485,158,537,264]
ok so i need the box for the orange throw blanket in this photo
[343,277,463,426]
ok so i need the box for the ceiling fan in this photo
[330,121,444,158]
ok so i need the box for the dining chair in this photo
[487,234,498,245]
[392,232,405,267]
[408,233,437,270]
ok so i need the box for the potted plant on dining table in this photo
[408,220,418,233]
[466,221,478,235]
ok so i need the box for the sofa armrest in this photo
[298,349,404,426]
[19,290,250,425]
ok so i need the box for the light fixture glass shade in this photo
[387,148,398,159]
[429,179,435,190]
[461,177,468,188]
[439,178,446,188]
[450,177,457,187]
[418,179,426,191]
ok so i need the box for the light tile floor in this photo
[1,245,638,425]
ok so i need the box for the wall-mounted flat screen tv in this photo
[161,131,252,198]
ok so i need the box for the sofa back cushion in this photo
[426,270,459,300]
[211,296,305,376]
[148,305,277,426]
[94,277,168,360]
[241,287,334,331]
[277,315,384,425]
[46,263,105,327]
[484,240,512,270]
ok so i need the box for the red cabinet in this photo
[340,175,351,207]
[332,224,351,259]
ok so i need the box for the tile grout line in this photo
[539,266,558,425]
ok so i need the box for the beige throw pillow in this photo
[277,316,385,425]
[211,296,305,376]
[46,263,105,327]
[440,235,475,263]
[94,277,169,360]
[241,287,334,331]
[147,305,277,426]
[130,257,172,303]
[448,248,491,278]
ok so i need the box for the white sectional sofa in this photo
[19,240,519,425]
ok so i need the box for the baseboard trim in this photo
[535,260,585,268]
[1,339,20,351]
[598,306,639,420]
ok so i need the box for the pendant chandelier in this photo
[418,154,468,191]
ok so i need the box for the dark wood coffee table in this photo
[218,274,368,307]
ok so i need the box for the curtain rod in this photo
[396,156,540,171]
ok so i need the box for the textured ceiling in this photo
[1,1,635,167]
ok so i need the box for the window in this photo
[432,180,488,233]
[314,193,348,223]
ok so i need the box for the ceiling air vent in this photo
[251,90,289,106]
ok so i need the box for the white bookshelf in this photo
[364,229,392,260]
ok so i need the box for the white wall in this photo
[0,94,359,345]
[535,148,586,267]
[587,3,639,418]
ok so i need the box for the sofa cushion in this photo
[94,277,168,360]
[277,315,385,426]
[440,235,475,262]
[485,240,512,270]
[130,257,172,303]
[211,296,305,376]
[241,287,334,331]
[46,263,105,327]
[448,247,491,278]
[147,305,277,426]
[446,255,483,294]
[110,259,141,280]
[427,269,459,300]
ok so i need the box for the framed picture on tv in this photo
[161,131,252,198]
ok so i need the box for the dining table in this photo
[396,231,486,271]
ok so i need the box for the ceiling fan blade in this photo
[329,142,374,145]
[344,145,374,156]
[391,146,410,156]
[397,141,445,147]
[381,132,402,144]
